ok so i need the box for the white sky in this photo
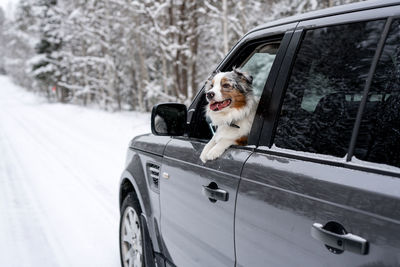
[0,0,8,9]
[0,0,14,17]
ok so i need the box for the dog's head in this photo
[204,68,254,124]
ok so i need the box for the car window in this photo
[273,20,385,157]
[354,19,400,168]
[189,39,282,141]
[240,42,280,97]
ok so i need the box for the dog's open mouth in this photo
[210,99,231,111]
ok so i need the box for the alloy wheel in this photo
[120,206,143,267]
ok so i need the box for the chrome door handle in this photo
[311,223,368,255]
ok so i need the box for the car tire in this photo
[119,193,144,267]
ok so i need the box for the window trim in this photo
[248,30,297,145]
[257,28,304,147]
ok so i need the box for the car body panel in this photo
[236,149,400,266]
[250,0,400,34]
[130,133,171,156]
[296,4,400,30]
[121,134,171,254]
[160,138,252,266]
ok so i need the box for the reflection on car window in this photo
[240,43,280,96]
[274,20,385,157]
[354,19,400,168]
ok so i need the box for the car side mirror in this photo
[151,103,187,136]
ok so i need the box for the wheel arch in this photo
[120,147,154,212]
[119,171,146,215]
[119,171,159,267]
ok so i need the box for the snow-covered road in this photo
[0,76,150,267]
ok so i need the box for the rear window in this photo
[354,19,400,168]
[273,20,385,157]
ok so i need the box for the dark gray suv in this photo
[119,1,400,266]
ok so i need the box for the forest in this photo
[0,0,361,111]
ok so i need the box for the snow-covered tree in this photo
[271,0,363,19]
[4,0,364,111]
[4,0,38,89]
[0,7,6,74]
[30,0,64,100]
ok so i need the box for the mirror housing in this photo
[151,103,187,136]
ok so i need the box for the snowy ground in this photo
[0,75,151,267]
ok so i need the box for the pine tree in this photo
[3,0,38,89]
[30,0,64,100]
[0,7,6,74]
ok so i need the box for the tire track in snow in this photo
[11,109,117,221]
[1,101,120,267]
[22,105,124,200]
[12,97,142,213]
[0,76,147,267]
[0,117,69,267]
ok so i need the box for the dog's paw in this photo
[206,148,224,161]
[200,151,208,163]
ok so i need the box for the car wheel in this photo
[119,193,144,267]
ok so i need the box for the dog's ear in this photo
[233,67,253,85]
[204,70,218,90]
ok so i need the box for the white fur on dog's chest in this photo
[214,123,249,142]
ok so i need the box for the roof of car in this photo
[250,0,400,33]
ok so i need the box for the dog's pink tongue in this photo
[218,100,230,109]
[210,100,230,111]
[210,102,219,111]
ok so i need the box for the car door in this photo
[235,8,400,267]
[159,24,296,267]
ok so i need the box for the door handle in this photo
[202,185,229,202]
[311,223,368,255]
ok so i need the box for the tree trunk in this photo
[134,16,149,111]
[168,0,181,98]
[189,1,199,100]
[222,0,228,54]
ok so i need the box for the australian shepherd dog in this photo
[200,68,257,163]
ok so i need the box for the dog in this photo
[200,68,257,163]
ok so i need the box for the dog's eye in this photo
[222,84,230,89]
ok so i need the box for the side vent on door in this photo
[146,163,160,192]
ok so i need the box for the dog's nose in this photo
[206,92,215,100]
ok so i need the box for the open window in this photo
[240,42,280,97]
[188,39,282,141]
